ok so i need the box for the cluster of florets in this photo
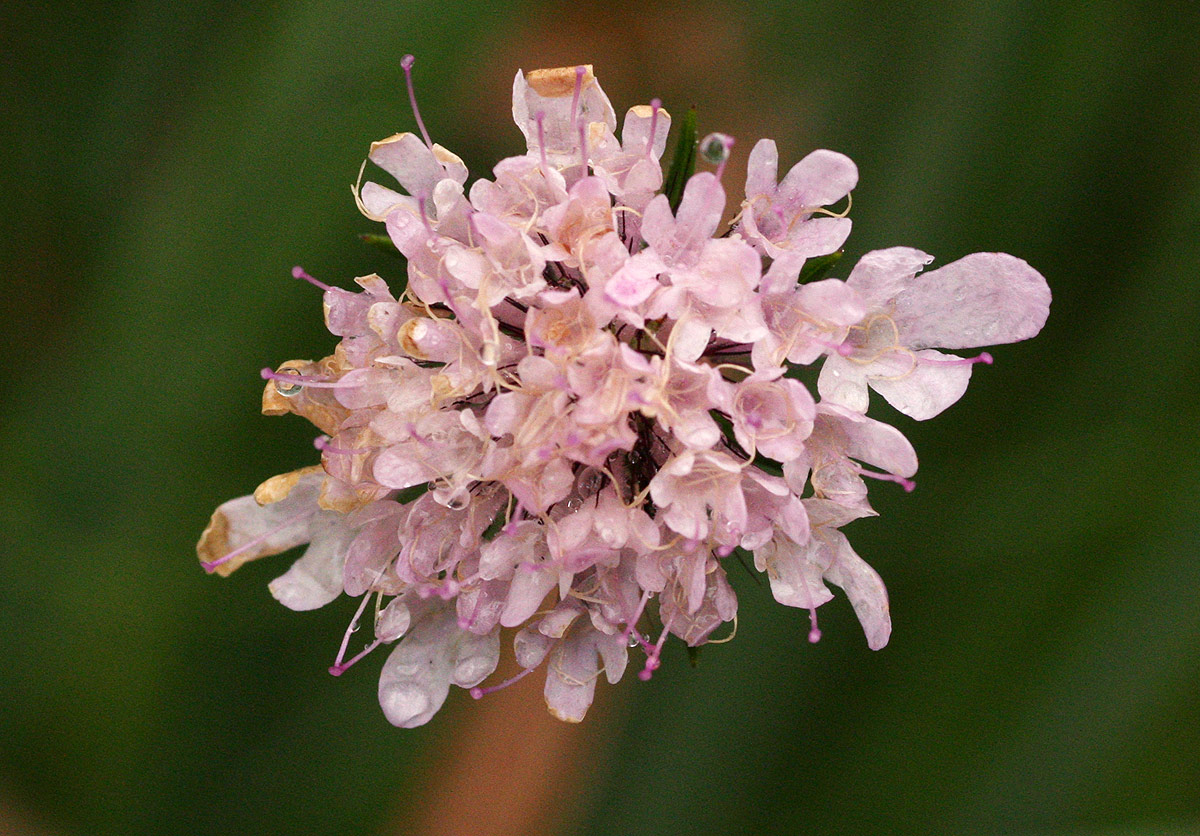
[198,61,1050,726]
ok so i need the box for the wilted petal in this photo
[197,468,324,576]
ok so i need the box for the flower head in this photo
[199,60,1050,726]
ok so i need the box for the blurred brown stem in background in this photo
[400,647,619,836]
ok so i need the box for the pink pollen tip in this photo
[979,351,994,365]
[401,54,415,70]
[808,628,822,643]
[328,664,345,677]
[470,687,484,700]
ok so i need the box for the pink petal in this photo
[868,348,973,420]
[893,252,1051,349]
[745,138,779,198]
[776,149,858,208]
[846,247,934,308]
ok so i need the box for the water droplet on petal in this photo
[576,468,604,498]
[275,368,303,396]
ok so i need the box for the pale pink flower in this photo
[740,140,857,264]
[819,248,1051,419]
[201,61,1050,727]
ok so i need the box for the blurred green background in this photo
[3,1,1198,834]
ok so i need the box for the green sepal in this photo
[359,232,401,257]
[797,250,843,284]
[663,108,698,214]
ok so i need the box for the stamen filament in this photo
[329,638,381,676]
[401,54,433,150]
[292,265,332,292]
[260,368,348,389]
[330,592,375,675]
[645,98,661,158]
[857,466,916,493]
[470,665,536,699]
[921,351,993,367]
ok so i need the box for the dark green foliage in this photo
[663,108,698,214]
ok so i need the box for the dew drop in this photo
[480,343,498,368]
[576,468,604,498]
[275,367,303,396]
[699,132,732,165]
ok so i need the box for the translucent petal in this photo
[377,607,457,728]
[868,349,973,420]
[823,532,891,650]
[268,523,355,611]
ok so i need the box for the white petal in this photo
[452,628,501,688]
[817,354,870,413]
[268,523,355,611]
[377,607,457,728]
